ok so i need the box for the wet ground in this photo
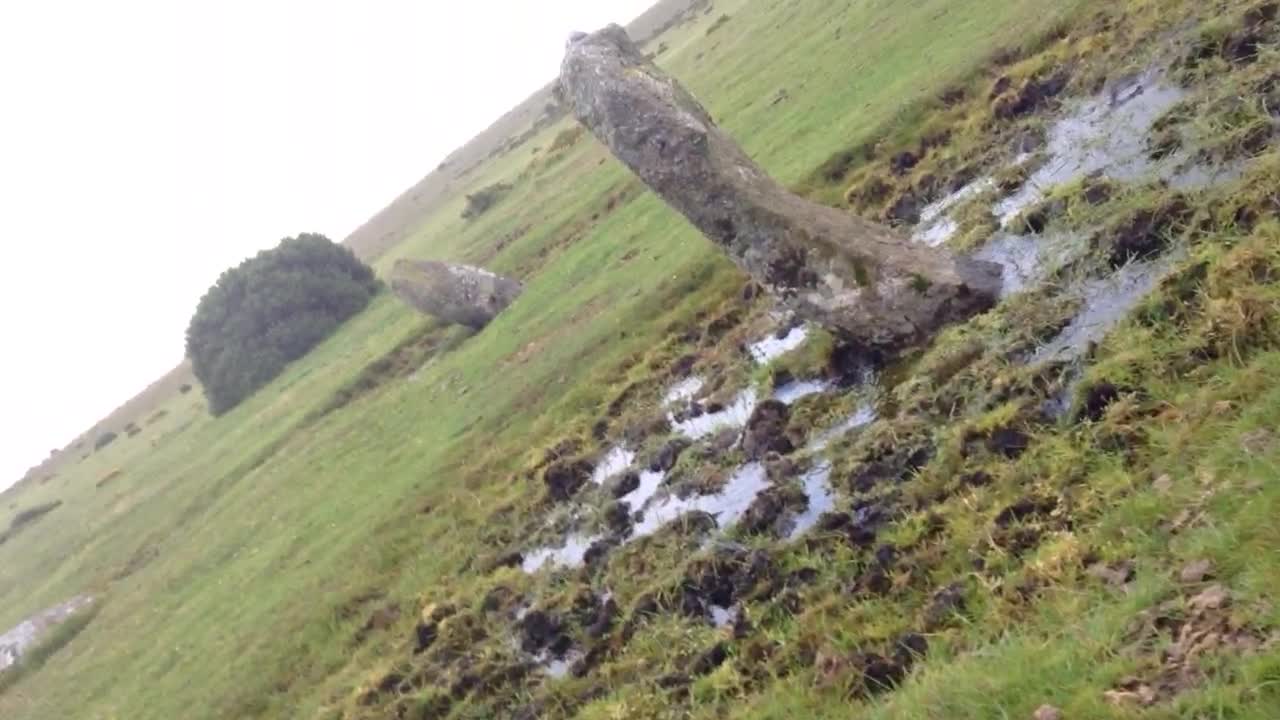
[521,57,1259,574]
[521,323,882,572]
[913,67,1206,249]
[357,8,1280,718]
[1033,251,1186,363]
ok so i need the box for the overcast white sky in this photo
[0,0,656,489]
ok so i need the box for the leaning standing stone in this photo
[560,25,1002,352]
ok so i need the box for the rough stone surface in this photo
[0,595,94,671]
[390,259,523,329]
[560,26,1002,352]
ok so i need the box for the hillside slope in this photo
[3,0,1280,719]
[340,0,709,265]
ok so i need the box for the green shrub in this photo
[461,183,513,221]
[185,233,381,415]
[10,500,61,531]
[93,431,118,451]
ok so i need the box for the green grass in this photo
[4,0,1280,718]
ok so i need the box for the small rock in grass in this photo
[1033,705,1063,720]
[1179,559,1214,584]
[1189,584,1230,612]
[1240,428,1276,456]
[1151,474,1173,493]
[1104,683,1156,706]
[1086,560,1136,587]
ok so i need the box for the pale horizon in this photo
[0,0,657,489]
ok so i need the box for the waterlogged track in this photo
[522,322,878,573]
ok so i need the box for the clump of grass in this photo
[706,14,731,36]
[461,182,514,221]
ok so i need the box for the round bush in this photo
[185,233,380,414]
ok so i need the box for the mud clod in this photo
[994,496,1058,527]
[518,610,564,653]
[690,642,730,676]
[852,651,907,694]
[883,188,923,225]
[992,70,1071,121]
[986,427,1031,458]
[1102,197,1192,269]
[924,582,967,628]
[849,566,890,594]
[739,484,807,536]
[1179,559,1215,584]
[742,400,795,460]
[611,471,641,498]
[1077,382,1126,422]
[890,151,920,175]
[543,458,594,502]
[845,443,934,493]
[583,537,619,567]
[649,438,691,472]
[414,622,439,654]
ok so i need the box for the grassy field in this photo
[3,0,1280,718]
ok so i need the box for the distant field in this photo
[4,0,1280,719]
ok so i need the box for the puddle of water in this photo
[619,469,667,512]
[671,389,758,440]
[994,71,1189,227]
[1034,253,1182,363]
[632,462,771,539]
[780,401,883,540]
[1167,159,1247,191]
[748,325,809,364]
[914,68,1241,261]
[809,403,879,453]
[912,178,997,246]
[590,446,635,485]
[774,379,835,405]
[916,217,960,248]
[521,534,602,573]
[787,462,836,540]
[709,604,740,628]
[974,229,1085,297]
[526,400,883,568]
[0,596,94,671]
[664,376,705,405]
[1042,365,1085,420]
[539,649,583,679]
